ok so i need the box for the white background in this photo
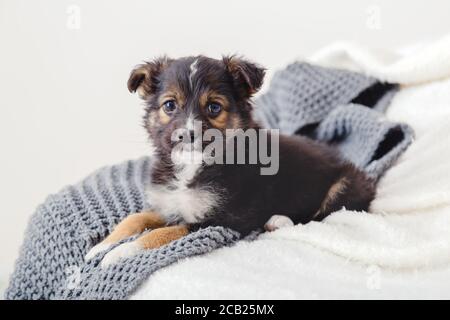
[0,0,449,287]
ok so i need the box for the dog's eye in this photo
[163,100,177,114]
[207,103,222,116]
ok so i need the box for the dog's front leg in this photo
[100,225,189,268]
[85,211,166,261]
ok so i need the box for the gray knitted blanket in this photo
[254,62,413,179]
[5,62,413,300]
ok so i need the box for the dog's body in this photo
[149,133,374,236]
[200,134,374,235]
[85,55,375,266]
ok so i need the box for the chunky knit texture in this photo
[5,157,239,300]
[6,62,413,300]
[254,62,414,179]
[57,225,239,300]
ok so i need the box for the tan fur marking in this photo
[199,92,229,109]
[103,211,166,244]
[157,87,186,124]
[209,111,229,129]
[314,177,348,218]
[200,91,230,129]
[199,92,209,107]
[210,93,229,110]
[158,88,186,108]
[158,107,171,124]
[135,225,189,249]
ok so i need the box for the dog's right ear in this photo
[127,57,171,99]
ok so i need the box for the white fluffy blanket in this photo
[130,36,450,299]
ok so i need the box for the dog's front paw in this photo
[85,242,112,261]
[100,241,143,268]
[264,214,294,232]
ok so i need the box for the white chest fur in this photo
[146,151,219,224]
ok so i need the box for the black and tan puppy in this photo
[86,56,375,266]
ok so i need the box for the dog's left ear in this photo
[223,55,265,99]
[127,56,171,99]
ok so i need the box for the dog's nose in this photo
[177,130,195,143]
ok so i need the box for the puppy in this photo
[86,55,376,267]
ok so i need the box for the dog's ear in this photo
[223,55,266,98]
[127,56,171,99]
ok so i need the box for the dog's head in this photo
[128,55,265,156]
